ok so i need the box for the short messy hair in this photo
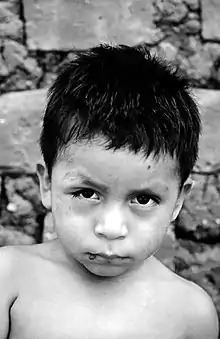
[40,43,201,186]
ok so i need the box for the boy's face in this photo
[38,138,190,278]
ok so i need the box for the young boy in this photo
[0,43,219,339]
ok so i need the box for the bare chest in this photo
[10,276,186,339]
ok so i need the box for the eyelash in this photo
[130,194,160,206]
[71,189,99,200]
[71,189,161,206]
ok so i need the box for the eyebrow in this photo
[63,172,169,196]
[63,172,109,192]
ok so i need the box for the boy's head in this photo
[40,43,201,187]
[38,43,201,278]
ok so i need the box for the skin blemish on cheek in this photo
[147,165,151,170]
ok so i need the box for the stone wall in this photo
[0,0,220,93]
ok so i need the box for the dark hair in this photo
[40,43,201,186]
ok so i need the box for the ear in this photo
[36,160,52,210]
[171,178,193,222]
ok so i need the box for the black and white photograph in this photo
[0,1,219,338]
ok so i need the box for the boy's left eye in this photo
[72,189,99,200]
[131,194,159,207]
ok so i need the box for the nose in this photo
[94,204,128,240]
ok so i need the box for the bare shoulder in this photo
[0,243,57,339]
[0,244,32,284]
[0,246,20,339]
[0,243,50,280]
[0,243,36,268]
[181,277,219,339]
[0,245,18,284]
[2,241,68,277]
[156,258,219,339]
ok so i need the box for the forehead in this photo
[53,139,179,190]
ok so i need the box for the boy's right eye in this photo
[71,189,99,200]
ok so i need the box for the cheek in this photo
[138,222,166,245]
[52,196,92,240]
[135,212,171,250]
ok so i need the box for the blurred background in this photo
[0,0,220,330]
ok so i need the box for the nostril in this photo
[94,222,128,240]
[94,223,104,236]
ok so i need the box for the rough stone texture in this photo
[0,170,46,244]
[155,41,179,61]
[2,0,20,16]
[183,18,200,34]
[2,40,41,75]
[146,40,220,87]
[154,0,188,23]
[1,70,41,93]
[201,0,220,41]
[35,52,70,89]
[23,0,163,50]
[193,89,220,166]
[1,0,220,90]
[176,171,220,243]
[0,225,35,246]
[0,89,47,170]
[183,0,199,11]
[0,53,9,77]
[187,43,220,85]
[173,242,220,312]
[0,1,23,41]
[0,40,43,92]
[151,1,220,87]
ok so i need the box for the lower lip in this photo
[86,253,131,265]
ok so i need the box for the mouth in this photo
[86,252,131,265]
